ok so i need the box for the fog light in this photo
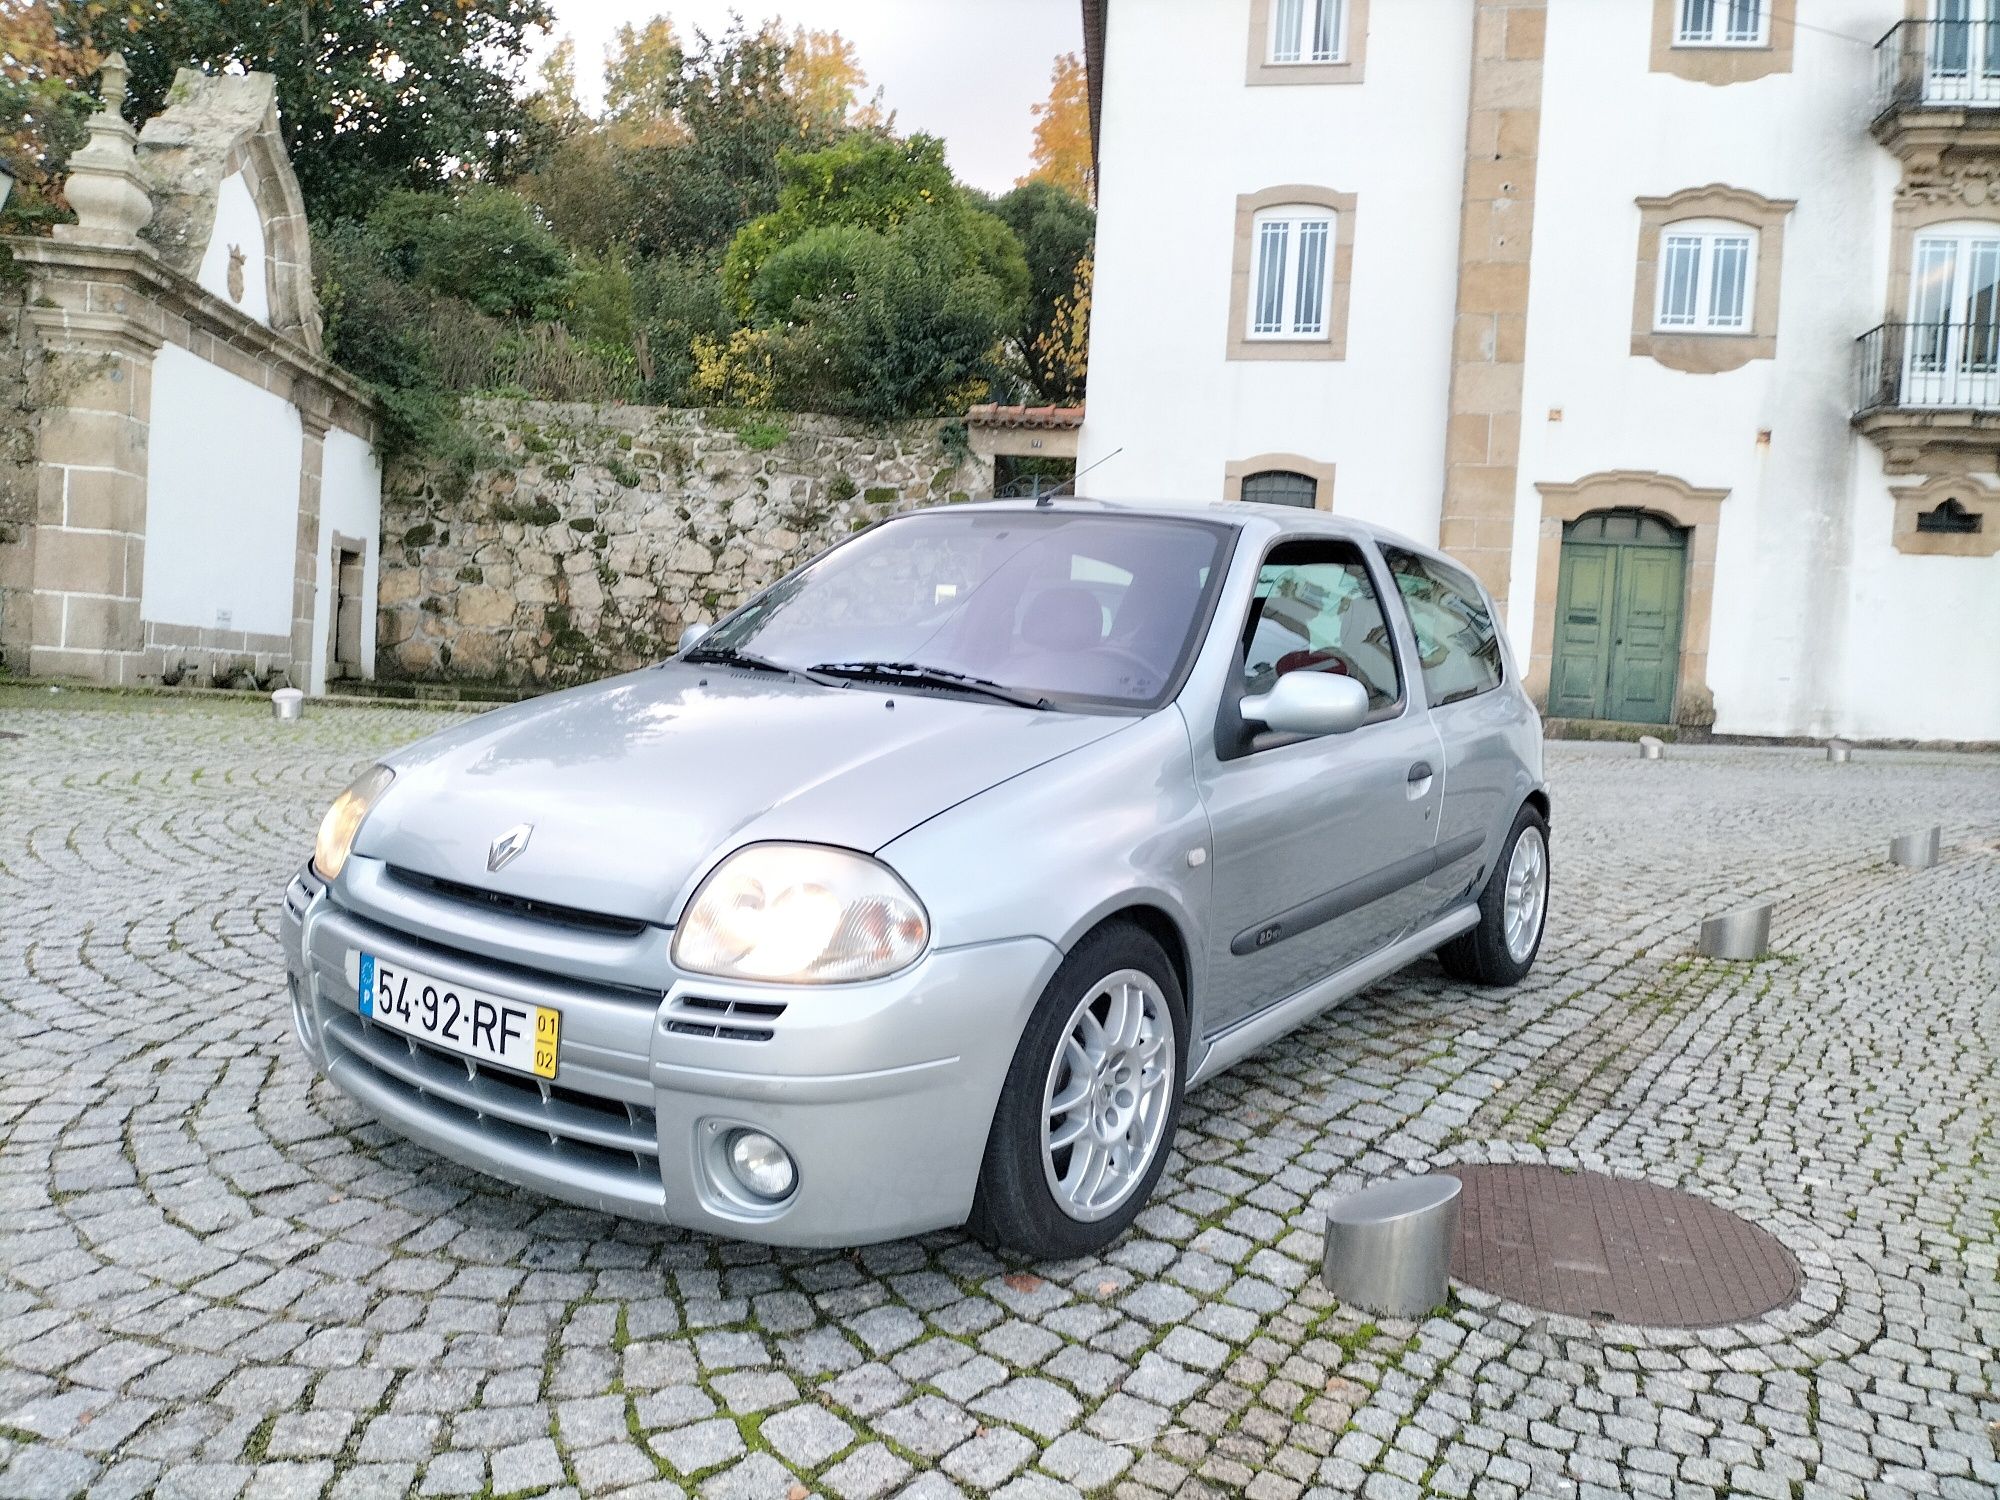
[726,1130,796,1201]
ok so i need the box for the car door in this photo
[1193,536,1445,1034]
[1379,546,1515,921]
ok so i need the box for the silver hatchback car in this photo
[282,501,1549,1257]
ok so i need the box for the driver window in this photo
[1240,540,1402,714]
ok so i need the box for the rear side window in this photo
[1240,540,1402,714]
[1382,547,1503,706]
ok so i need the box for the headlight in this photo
[313,765,395,882]
[673,844,929,984]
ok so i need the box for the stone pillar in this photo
[1438,0,1546,621]
[292,398,331,691]
[23,51,165,684]
[24,305,161,685]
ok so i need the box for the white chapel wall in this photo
[141,343,303,644]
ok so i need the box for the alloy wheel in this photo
[1502,825,1548,964]
[1039,968,1177,1222]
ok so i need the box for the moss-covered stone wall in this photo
[377,400,990,686]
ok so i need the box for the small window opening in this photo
[1915,497,1984,534]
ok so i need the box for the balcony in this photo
[1853,321,2000,472]
[1872,20,2000,162]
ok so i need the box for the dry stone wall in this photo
[377,400,991,687]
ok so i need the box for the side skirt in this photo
[1186,906,1480,1087]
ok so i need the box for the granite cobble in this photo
[1,689,1997,1498]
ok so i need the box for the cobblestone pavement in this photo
[2,688,1996,1500]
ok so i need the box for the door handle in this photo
[1407,761,1434,784]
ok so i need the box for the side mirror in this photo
[678,621,711,654]
[1240,671,1370,737]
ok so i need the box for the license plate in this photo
[357,954,560,1080]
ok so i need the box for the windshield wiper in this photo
[809,660,1052,710]
[683,645,823,681]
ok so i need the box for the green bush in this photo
[748,225,892,324]
[766,219,1013,421]
[723,134,1025,327]
[364,186,573,320]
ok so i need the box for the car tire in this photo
[967,923,1187,1260]
[1437,803,1549,987]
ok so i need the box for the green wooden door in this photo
[1548,513,1686,725]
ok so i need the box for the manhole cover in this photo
[1451,1164,1800,1327]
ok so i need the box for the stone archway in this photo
[137,70,322,352]
[1530,471,1729,727]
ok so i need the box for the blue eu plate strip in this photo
[358,953,375,1017]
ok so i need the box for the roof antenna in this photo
[1036,447,1123,507]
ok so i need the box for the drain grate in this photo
[1450,1164,1800,1328]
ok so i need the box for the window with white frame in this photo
[1675,0,1769,46]
[1249,207,1335,340]
[1654,220,1757,333]
[1269,0,1345,64]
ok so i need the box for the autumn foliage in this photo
[1022,52,1093,204]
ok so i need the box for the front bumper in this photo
[281,857,1062,1246]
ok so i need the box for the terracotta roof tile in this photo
[966,403,1086,431]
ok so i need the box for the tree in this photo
[1020,51,1092,203]
[79,0,554,224]
[604,16,685,148]
[0,0,119,230]
[1035,253,1091,405]
[988,179,1094,401]
[525,35,589,147]
[611,19,823,262]
[783,28,887,134]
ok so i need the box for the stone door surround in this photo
[1530,470,1728,727]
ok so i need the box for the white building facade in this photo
[1079,0,2000,742]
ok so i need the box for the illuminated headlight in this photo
[673,843,929,984]
[313,765,395,882]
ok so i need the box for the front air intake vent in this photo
[665,995,788,1042]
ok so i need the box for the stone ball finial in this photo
[99,52,130,116]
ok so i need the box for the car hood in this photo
[353,664,1132,925]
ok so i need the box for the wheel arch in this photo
[1077,902,1195,1019]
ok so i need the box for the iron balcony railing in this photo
[1856,321,2000,413]
[1875,18,2000,115]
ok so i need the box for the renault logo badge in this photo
[487,824,533,872]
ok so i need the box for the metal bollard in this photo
[1637,735,1665,760]
[1889,826,1940,869]
[1826,739,1852,764]
[271,688,305,722]
[1321,1174,1461,1319]
[1698,902,1772,960]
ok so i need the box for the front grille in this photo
[665,994,788,1043]
[387,867,651,938]
[320,1005,660,1184]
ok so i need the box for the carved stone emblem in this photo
[227,245,246,303]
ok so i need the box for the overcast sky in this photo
[532,1,1083,195]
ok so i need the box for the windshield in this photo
[697,510,1233,710]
